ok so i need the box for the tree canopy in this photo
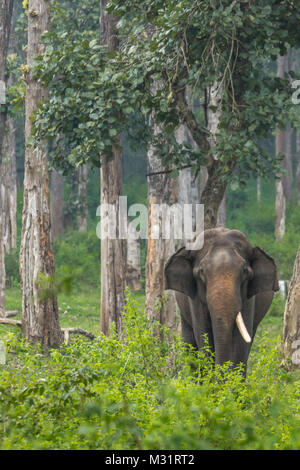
[30,0,300,184]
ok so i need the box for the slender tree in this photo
[99,0,126,335]
[20,0,62,347]
[282,244,300,369]
[275,55,288,241]
[0,0,14,317]
[296,132,300,203]
[0,0,13,161]
[145,80,178,332]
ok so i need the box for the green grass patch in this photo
[0,288,299,450]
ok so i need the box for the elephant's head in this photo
[165,227,279,365]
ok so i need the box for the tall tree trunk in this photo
[77,164,88,232]
[146,83,178,333]
[275,178,286,241]
[217,193,226,226]
[99,0,126,335]
[282,125,293,201]
[0,0,14,318]
[282,245,300,369]
[296,132,300,203]
[176,123,199,242]
[20,0,62,347]
[126,232,142,291]
[257,176,261,203]
[275,55,290,240]
[1,117,17,251]
[201,82,228,229]
[0,0,13,163]
[50,169,64,240]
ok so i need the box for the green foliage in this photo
[0,291,299,450]
[4,250,20,288]
[32,0,300,181]
[53,230,100,289]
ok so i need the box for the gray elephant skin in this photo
[165,227,279,375]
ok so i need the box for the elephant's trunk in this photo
[206,273,250,366]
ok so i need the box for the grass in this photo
[2,286,295,382]
[0,287,299,450]
[4,286,146,336]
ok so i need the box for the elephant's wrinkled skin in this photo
[165,227,279,375]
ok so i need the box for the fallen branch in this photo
[61,327,96,344]
[0,318,22,327]
[0,319,96,344]
[5,310,18,317]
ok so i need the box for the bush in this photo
[0,290,299,450]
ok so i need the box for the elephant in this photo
[164,227,279,376]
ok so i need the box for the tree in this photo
[20,0,62,347]
[33,2,300,221]
[275,54,293,241]
[0,0,14,160]
[99,0,126,335]
[126,233,142,292]
[104,0,300,229]
[282,244,300,369]
[0,0,14,317]
[296,132,300,203]
[145,79,178,332]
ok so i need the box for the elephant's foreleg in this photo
[181,315,198,350]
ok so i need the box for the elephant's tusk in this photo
[236,312,251,343]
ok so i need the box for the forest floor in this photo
[0,287,299,450]
[2,287,298,377]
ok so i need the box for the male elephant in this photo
[165,227,279,375]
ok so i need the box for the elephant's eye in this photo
[197,267,205,279]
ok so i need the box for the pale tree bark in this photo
[204,81,227,228]
[275,178,286,241]
[275,55,291,240]
[1,4,17,253]
[0,236,4,317]
[146,82,178,333]
[77,163,88,232]
[0,0,13,162]
[257,176,261,203]
[177,124,199,222]
[176,123,199,250]
[296,132,300,203]
[199,166,208,199]
[282,125,293,202]
[20,0,62,347]
[99,0,126,335]
[282,244,300,369]
[126,230,142,292]
[0,0,14,318]
[50,169,64,240]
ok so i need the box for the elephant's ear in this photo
[165,247,196,299]
[247,247,279,299]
